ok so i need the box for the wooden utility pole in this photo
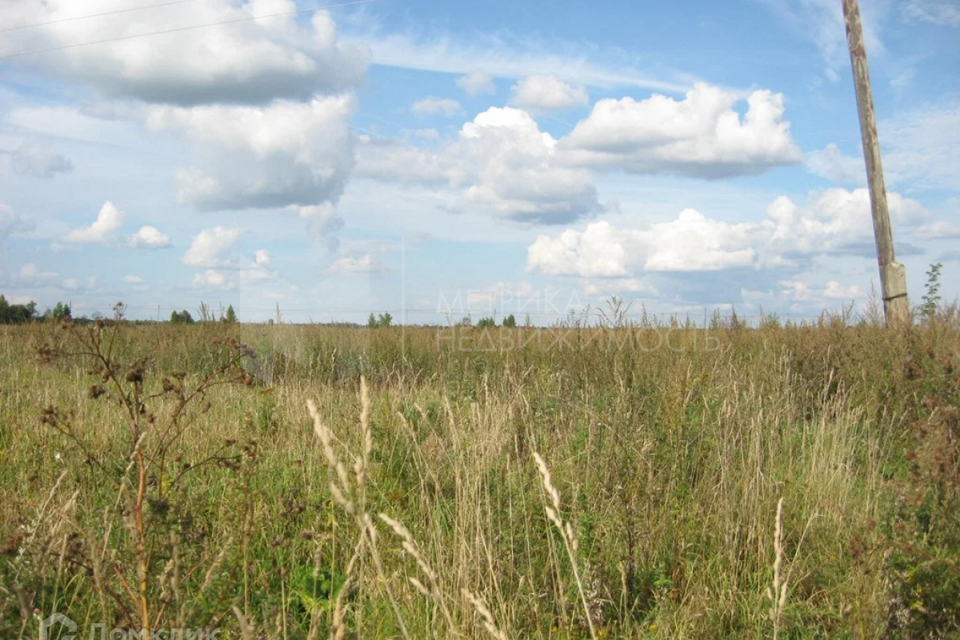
[842,0,909,326]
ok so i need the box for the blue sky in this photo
[1,0,958,324]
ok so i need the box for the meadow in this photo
[1,308,958,639]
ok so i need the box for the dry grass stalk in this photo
[231,605,256,640]
[307,377,412,640]
[462,588,508,640]
[532,452,597,640]
[767,497,788,640]
[378,512,457,635]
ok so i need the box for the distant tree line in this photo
[169,304,238,324]
[0,295,246,326]
[0,296,89,325]
[0,295,38,324]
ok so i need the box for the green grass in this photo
[1,314,958,639]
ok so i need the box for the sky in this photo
[0,0,958,325]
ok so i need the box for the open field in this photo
[1,313,959,639]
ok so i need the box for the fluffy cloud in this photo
[192,270,228,287]
[527,188,930,277]
[357,82,802,221]
[527,222,632,277]
[2,0,368,105]
[5,142,73,178]
[509,75,589,112]
[458,108,607,223]
[761,189,928,259]
[457,71,495,96]
[181,227,243,267]
[127,226,172,249]
[60,202,172,249]
[357,107,606,224]
[147,95,356,209]
[528,213,756,276]
[64,201,124,243]
[255,250,271,266]
[562,84,802,178]
[411,97,462,116]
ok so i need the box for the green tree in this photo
[51,301,72,322]
[476,316,496,328]
[169,310,195,324]
[367,313,377,329]
[377,312,393,328]
[502,314,517,328]
[223,305,238,324]
[921,262,943,321]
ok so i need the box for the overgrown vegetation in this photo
[1,303,958,638]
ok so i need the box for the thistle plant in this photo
[36,303,256,634]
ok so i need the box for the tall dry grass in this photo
[0,312,958,638]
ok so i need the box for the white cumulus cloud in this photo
[147,95,356,209]
[357,106,607,224]
[127,226,171,249]
[182,227,244,267]
[192,270,228,287]
[0,0,368,105]
[64,201,124,243]
[458,107,607,223]
[562,83,803,178]
[527,188,931,278]
[509,75,589,112]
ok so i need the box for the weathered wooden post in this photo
[841,0,909,326]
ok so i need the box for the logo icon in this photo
[40,612,77,640]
